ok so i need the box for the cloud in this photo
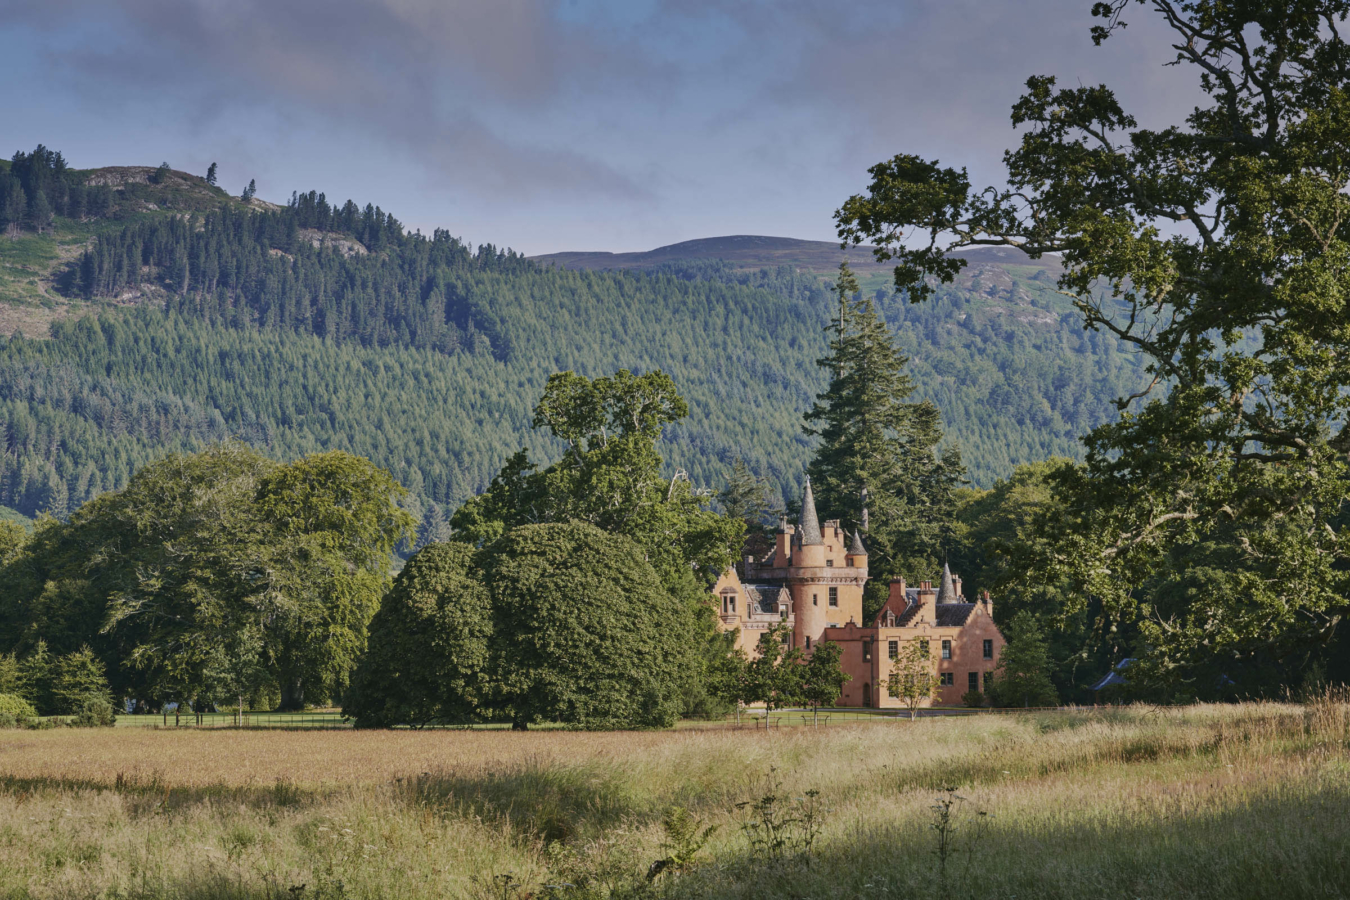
[4,0,654,200]
[0,0,1221,252]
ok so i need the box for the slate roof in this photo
[936,561,959,604]
[848,530,866,555]
[934,603,976,627]
[798,477,823,546]
[744,584,790,617]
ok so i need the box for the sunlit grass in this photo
[1,700,1347,899]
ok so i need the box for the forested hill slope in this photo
[0,146,1144,535]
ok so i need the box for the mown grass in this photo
[0,700,1347,899]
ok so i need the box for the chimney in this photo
[775,519,794,567]
[981,589,993,618]
[918,580,936,607]
[888,577,907,609]
[953,574,963,601]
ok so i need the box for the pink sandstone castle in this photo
[711,478,1005,708]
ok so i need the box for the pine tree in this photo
[206,162,218,186]
[242,179,256,202]
[29,190,53,234]
[804,262,965,595]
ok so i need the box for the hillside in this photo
[0,146,1143,537]
[532,235,1057,294]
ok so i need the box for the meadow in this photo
[1,701,1347,900]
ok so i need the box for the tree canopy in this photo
[835,0,1350,693]
[482,522,694,730]
[0,445,413,708]
[345,541,492,727]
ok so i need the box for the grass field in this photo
[1,701,1347,899]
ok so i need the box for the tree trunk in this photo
[511,716,529,731]
[279,676,304,711]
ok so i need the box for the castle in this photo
[711,479,1005,708]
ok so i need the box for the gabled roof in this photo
[873,592,922,628]
[744,584,791,616]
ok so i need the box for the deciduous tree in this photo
[886,638,938,720]
[345,541,492,727]
[835,0,1350,690]
[988,612,1059,709]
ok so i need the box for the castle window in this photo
[968,672,979,692]
[828,587,838,607]
[805,636,811,650]
[942,639,952,660]
[781,607,788,620]
[983,639,993,659]
[863,641,872,662]
[888,640,898,660]
[919,639,929,655]
[722,595,736,615]
[940,672,955,686]
[826,559,834,567]
[813,594,818,606]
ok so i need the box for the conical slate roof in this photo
[848,529,867,555]
[798,477,823,546]
[936,561,958,604]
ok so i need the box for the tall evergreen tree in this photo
[28,190,53,234]
[206,162,218,186]
[804,262,964,605]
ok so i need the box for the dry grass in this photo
[1,702,1348,899]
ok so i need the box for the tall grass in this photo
[0,701,1347,899]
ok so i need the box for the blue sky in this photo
[0,1,1196,255]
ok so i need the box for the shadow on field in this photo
[675,784,1350,900]
[399,760,658,843]
[0,773,316,815]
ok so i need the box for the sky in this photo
[0,1,1200,255]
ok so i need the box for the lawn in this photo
[0,701,1346,899]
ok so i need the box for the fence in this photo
[121,711,351,729]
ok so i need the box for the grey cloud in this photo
[6,0,654,200]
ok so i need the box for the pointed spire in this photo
[798,477,823,545]
[936,561,958,604]
[848,529,866,556]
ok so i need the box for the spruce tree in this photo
[804,262,964,598]
[206,162,218,186]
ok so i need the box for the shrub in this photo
[69,695,116,727]
[0,692,38,727]
[962,689,986,708]
[51,646,113,715]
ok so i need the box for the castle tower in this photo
[795,478,825,568]
[846,529,868,568]
[936,561,958,605]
